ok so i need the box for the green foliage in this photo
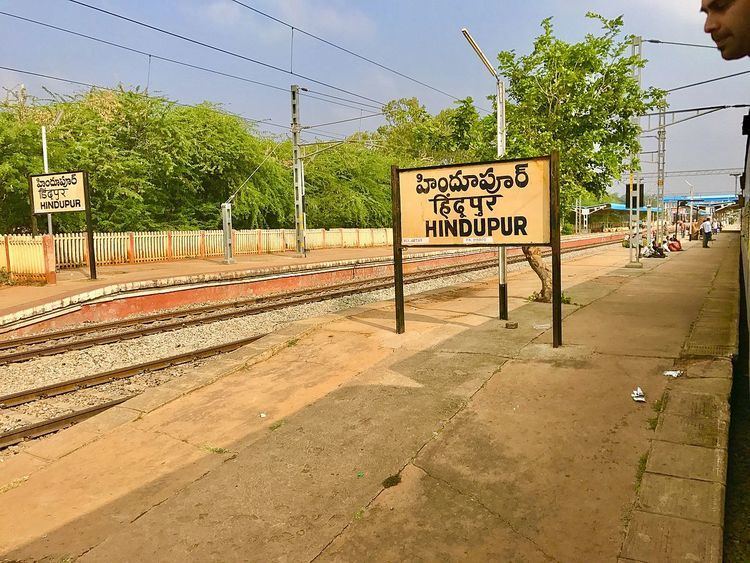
[0,98,45,233]
[377,97,482,166]
[494,14,665,213]
[303,140,392,228]
[0,88,292,233]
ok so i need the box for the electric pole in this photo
[627,35,643,267]
[291,84,306,255]
[656,109,666,243]
[42,125,52,235]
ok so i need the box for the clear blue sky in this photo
[1,0,748,196]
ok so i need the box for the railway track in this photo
[0,238,618,365]
[0,257,502,365]
[0,397,132,450]
[0,333,266,449]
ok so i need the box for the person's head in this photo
[702,0,750,59]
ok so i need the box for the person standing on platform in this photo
[702,217,713,247]
[701,0,750,59]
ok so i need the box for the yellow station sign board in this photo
[397,156,551,246]
[29,171,87,214]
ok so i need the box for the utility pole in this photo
[495,74,508,319]
[291,84,306,255]
[461,27,508,320]
[685,180,694,239]
[627,35,643,267]
[221,202,234,264]
[41,125,52,235]
[656,109,666,244]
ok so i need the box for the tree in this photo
[302,140,392,228]
[377,97,482,166]
[0,91,43,233]
[489,13,664,301]
[0,88,295,233]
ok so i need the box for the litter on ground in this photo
[631,387,646,403]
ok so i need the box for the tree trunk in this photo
[522,245,552,302]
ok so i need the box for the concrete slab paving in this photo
[413,354,671,562]
[4,427,229,559]
[621,510,722,563]
[655,413,729,450]
[318,463,553,562]
[638,472,724,525]
[647,440,727,483]
[664,389,730,422]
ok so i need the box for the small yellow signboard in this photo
[397,156,551,246]
[29,171,86,214]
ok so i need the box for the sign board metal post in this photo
[390,165,405,334]
[221,202,235,264]
[550,151,562,348]
[82,172,97,280]
[27,180,38,237]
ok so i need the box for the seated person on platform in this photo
[661,239,671,254]
[650,240,666,258]
[667,236,682,251]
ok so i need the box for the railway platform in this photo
[0,233,740,561]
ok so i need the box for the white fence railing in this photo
[2,235,56,283]
[45,228,393,270]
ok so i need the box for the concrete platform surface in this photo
[0,234,739,562]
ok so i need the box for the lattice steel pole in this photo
[627,36,643,267]
[656,109,667,244]
[291,84,306,255]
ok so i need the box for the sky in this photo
[0,0,748,198]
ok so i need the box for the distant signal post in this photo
[391,151,562,347]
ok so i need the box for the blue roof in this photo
[609,203,662,212]
[663,194,737,203]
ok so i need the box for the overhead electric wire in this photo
[66,0,386,107]
[304,112,384,129]
[0,65,104,92]
[644,39,716,49]
[302,88,381,110]
[667,69,750,92]
[227,140,286,203]
[0,10,388,128]
[228,0,481,109]
[0,11,289,94]
[641,103,750,117]
[300,92,374,112]
[0,65,291,132]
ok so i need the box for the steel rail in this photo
[0,333,266,409]
[0,396,132,449]
[0,259,500,364]
[0,257,493,352]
